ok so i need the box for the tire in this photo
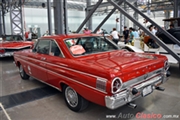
[122,48,129,52]
[122,47,133,52]
[19,64,29,80]
[63,86,89,112]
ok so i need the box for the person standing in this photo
[111,28,120,44]
[27,31,32,41]
[133,28,140,38]
[167,24,175,35]
[96,28,103,34]
[123,26,129,44]
[129,27,134,44]
[149,25,156,35]
[43,30,49,36]
[83,27,91,34]
[25,31,29,40]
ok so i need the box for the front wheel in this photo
[19,64,29,80]
[63,86,89,112]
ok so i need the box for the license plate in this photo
[142,85,153,97]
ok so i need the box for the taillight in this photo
[111,77,123,94]
[0,49,5,54]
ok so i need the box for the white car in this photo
[118,40,180,65]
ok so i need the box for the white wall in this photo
[4,8,167,36]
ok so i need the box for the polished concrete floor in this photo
[0,57,180,120]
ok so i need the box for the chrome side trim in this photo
[4,45,31,49]
[30,76,62,92]
[121,68,163,91]
[134,75,162,90]
[16,54,108,81]
[17,57,108,94]
[46,69,107,94]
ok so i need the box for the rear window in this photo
[65,36,119,56]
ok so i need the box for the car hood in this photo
[0,41,33,49]
[78,50,165,77]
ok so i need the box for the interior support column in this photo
[0,10,2,36]
[133,1,138,30]
[2,5,6,34]
[173,0,179,18]
[164,10,170,30]
[86,0,92,30]
[64,0,68,34]
[124,2,128,27]
[53,0,64,34]
[47,0,52,35]
[120,12,123,34]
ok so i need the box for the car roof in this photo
[40,34,101,41]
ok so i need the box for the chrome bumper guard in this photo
[0,52,14,57]
[105,70,169,110]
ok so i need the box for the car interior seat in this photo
[84,41,93,52]
[54,47,60,56]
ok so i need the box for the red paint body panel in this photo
[0,41,33,49]
[13,34,168,107]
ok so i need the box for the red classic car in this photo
[0,35,34,57]
[13,34,170,112]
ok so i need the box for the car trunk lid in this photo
[78,50,165,81]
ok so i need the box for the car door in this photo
[45,40,68,88]
[29,39,50,81]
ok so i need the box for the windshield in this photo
[2,35,23,42]
[65,36,119,56]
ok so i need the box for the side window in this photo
[33,40,50,55]
[76,38,86,46]
[50,40,63,57]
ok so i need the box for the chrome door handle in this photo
[41,57,46,60]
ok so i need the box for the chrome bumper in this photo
[105,70,169,110]
[0,52,14,57]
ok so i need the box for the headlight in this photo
[164,60,169,71]
[0,49,5,54]
[111,77,123,94]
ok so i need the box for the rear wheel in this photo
[122,48,129,52]
[122,47,134,52]
[63,86,89,112]
[19,64,29,80]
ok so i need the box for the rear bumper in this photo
[0,52,14,57]
[105,70,170,110]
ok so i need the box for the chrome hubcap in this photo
[65,86,78,107]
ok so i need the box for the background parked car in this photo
[0,35,34,57]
